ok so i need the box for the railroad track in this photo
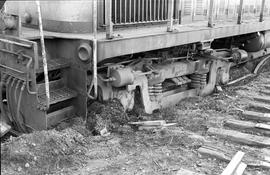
[198,81,270,171]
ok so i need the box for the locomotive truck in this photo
[0,0,270,135]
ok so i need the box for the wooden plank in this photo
[129,120,166,126]
[198,145,270,169]
[248,101,270,112]
[234,162,247,175]
[260,90,270,96]
[224,119,270,136]
[242,111,270,122]
[265,85,270,90]
[255,123,270,131]
[207,128,270,147]
[176,168,203,175]
[253,96,270,104]
[221,151,245,175]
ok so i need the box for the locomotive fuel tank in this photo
[4,0,96,33]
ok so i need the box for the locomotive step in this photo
[46,105,75,128]
[38,87,77,108]
[37,79,64,94]
[224,119,270,136]
[36,58,70,73]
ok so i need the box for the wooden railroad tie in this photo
[248,101,270,112]
[224,119,270,136]
[260,90,270,96]
[198,144,270,169]
[264,85,270,90]
[207,127,270,147]
[253,96,270,104]
[242,111,270,122]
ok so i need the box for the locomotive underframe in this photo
[1,11,270,133]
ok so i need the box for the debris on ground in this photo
[86,99,130,135]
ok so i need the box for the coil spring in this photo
[190,73,207,89]
[148,83,163,101]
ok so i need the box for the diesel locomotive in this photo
[0,0,270,135]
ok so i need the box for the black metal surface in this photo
[36,58,70,73]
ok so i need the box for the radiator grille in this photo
[111,0,175,25]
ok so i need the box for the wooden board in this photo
[248,101,270,112]
[242,111,270,122]
[221,151,245,175]
[207,128,270,147]
[260,90,270,96]
[234,162,247,175]
[176,168,203,175]
[198,145,270,169]
[265,85,270,90]
[224,119,270,136]
[129,120,166,126]
[253,96,270,104]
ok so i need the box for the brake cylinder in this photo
[110,67,134,87]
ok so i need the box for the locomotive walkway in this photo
[20,17,270,62]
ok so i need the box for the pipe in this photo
[14,78,20,102]
[16,82,27,132]
[0,74,8,122]
[24,55,36,94]
[36,0,50,109]
[6,76,15,123]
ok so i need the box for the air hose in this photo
[0,74,8,121]
[5,76,14,123]
[16,82,27,132]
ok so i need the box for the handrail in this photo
[105,0,113,39]
[259,0,266,22]
[0,38,32,48]
[0,49,37,94]
[167,0,174,32]
[87,0,98,100]
[36,0,50,109]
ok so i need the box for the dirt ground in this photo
[1,67,270,175]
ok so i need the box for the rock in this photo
[17,167,22,172]
[25,163,30,168]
